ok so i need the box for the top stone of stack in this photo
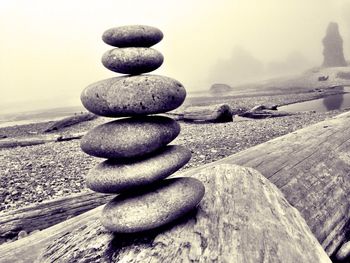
[102,25,163,47]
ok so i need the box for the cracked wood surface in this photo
[1,165,331,263]
[213,111,350,256]
[179,111,350,257]
[0,191,113,243]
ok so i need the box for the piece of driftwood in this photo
[0,191,113,243]
[43,112,97,133]
[180,111,349,257]
[239,109,294,119]
[0,111,349,260]
[0,165,331,263]
[163,112,184,121]
[181,111,350,256]
[55,132,86,141]
[0,205,104,263]
[249,104,278,111]
[183,104,233,122]
[0,137,50,148]
[0,132,86,149]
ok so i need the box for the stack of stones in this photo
[80,25,205,233]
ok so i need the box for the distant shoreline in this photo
[0,116,70,129]
[0,88,346,130]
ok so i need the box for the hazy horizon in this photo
[1,0,350,113]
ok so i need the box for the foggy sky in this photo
[1,0,350,113]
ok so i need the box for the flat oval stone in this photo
[101,177,205,233]
[102,47,163,74]
[80,116,180,159]
[102,25,163,47]
[86,145,191,193]
[81,75,186,117]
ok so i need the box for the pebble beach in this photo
[0,91,346,213]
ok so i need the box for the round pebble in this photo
[101,177,205,233]
[81,74,186,117]
[17,230,28,240]
[86,145,191,193]
[335,241,350,262]
[102,25,163,47]
[80,116,180,159]
[102,47,163,74]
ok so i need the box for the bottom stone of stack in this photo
[101,177,205,233]
[86,145,191,193]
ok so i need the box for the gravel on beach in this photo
[0,109,343,213]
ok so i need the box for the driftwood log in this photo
[183,104,233,122]
[181,111,350,257]
[0,111,349,261]
[43,112,97,133]
[0,165,331,262]
[0,137,50,148]
[249,104,278,111]
[239,110,294,119]
[219,111,350,256]
[0,132,86,149]
[0,205,105,263]
[0,191,113,243]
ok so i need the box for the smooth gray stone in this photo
[80,116,180,159]
[335,241,350,262]
[102,47,163,74]
[81,75,186,117]
[86,145,191,193]
[101,177,205,233]
[102,25,163,47]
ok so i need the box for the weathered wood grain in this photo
[0,205,104,263]
[185,111,350,257]
[0,165,331,263]
[181,111,350,256]
[183,104,233,122]
[216,111,350,255]
[0,191,113,243]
